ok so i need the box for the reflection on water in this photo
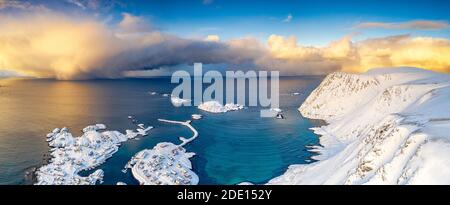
[0,76,323,185]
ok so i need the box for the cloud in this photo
[355,20,449,30]
[265,34,450,74]
[0,12,261,79]
[261,34,356,75]
[283,14,293,23]
[66,0,87,10]
[205,35,220,42]
[0,12,124,79]
[0,0,24,9]
[202,0,213,5]
[0,11,449,79]
[0,0,48,11]
[65,0,122,10]
[117,12,152,33]
[0,69,24,78]
[123,67,173,77]
[347,34,450,73]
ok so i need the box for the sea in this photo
[0,76,324,185]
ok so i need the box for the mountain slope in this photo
[269,67,450,185]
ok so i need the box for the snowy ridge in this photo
[269,67,450,185]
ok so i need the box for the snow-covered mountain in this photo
[269,67,450,185]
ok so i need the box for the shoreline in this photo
[34,123,153,185]
[125,119,200,185]
[269,67,450,185]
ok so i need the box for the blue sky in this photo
[110,0,450,44]
[5,0,449,45]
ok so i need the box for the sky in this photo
[0,0,450,79]
[134,0,450,43]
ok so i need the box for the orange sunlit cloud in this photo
[266,34,450,74]
[0,12,449,79]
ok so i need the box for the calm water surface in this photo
[0,76,323,185]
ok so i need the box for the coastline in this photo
[8,76,320,185]
[269,67,450,185]
[34,123,153,185]
[125,119,200,185]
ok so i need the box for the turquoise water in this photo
[0,76,323,185]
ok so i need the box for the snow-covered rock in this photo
[263,108,283,118]
[35,123,153,185]
[125,119,200,185]
[198,101,244,113]
[238,182,254,185]
[125,142,199,185]
[269,67,450,185]
[191,114,202,120]
[47,127,75,148]
[171,96,191,107]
